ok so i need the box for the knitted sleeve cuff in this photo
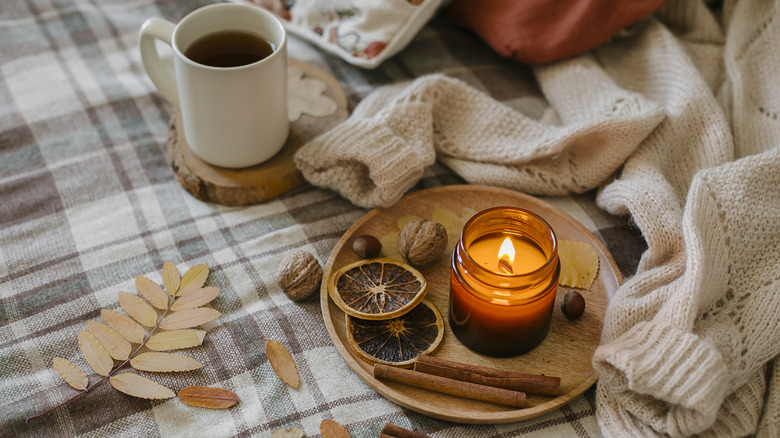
[294,119,433,208]
[593,321,729,435]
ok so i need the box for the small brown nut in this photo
[275,250,323,301]
[561,290,585,319]
[398,219,448,267]
[352,234,382,259]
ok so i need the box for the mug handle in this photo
[139,18,178,105]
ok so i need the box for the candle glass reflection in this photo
[449,207,559,357]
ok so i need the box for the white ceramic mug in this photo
[139,3,288,168]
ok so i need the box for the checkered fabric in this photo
[0,1,646,437]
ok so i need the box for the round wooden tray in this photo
[320,185,621,424]
[168,59,349,206]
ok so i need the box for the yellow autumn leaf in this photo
[397,215,419,230]
[171,286,220,311]
[135,276,169,309]
[118,291,158,327]
[77,331,113,377]
[130,352,202,372]
[558,240,600,289]
[159,308,221,330]
[101,309,145,344]
[109,373,175,399]
[52,357,88,391]
[266,340,300,388]
[162,261,181,296]
[432,207,476,266]
[85,320,131,361]
[178,264,209,296]
[146,329,206,351]
[432,207,465,236]
[379,232,401,262]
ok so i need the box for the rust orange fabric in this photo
[445,0,669,64]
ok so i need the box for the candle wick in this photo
[498,256,513,274]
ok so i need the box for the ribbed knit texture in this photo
[295,0,780,435]
[295,69,664,207]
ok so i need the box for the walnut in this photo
[275,250,323,301]
[398,219,448,267]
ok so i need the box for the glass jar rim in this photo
[458,206,558,281]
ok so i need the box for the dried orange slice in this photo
[347,300,444,368]
[328,258,428,320]
[558,240,600,289]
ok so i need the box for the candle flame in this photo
[498,237,515,274]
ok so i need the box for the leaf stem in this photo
[25,388,88,422]
[26,294,175,422]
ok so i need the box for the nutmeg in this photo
[275,250,323,301]
[561,290,585,319]
[398,219,448,267]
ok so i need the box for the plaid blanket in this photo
[0,1,646,436]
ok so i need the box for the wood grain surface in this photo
[320,185,622,424]
[168,59,348,206]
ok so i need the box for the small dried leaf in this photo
[379,232,401,261]
[266,340,300,388]
[101,309,146,344]
[179,264,209,296]
[320,419,350,438]
[397,215,420,230]
[558,240,600,290]
[178,386,239,409]
[85,320,132,361]
[162,261,181,296]
[171,287,220,311]
[379,215,421,262]
[110,373,175,399]
[77,331,114,377]
[432,206,477,266]
[52,357,88,391]
[118,292,158,327]
[271,426,304,438]
[146,329,206,351]
[130,352,202,372]
[135,276,169,309]
[159,308,221,330]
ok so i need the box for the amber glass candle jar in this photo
[449,207,559,357]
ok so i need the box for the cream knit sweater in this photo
[295,0,780,436]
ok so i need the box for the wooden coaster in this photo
[168,59,349,206]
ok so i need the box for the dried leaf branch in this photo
[27,262,230,422]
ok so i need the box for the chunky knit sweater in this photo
[295,0,780,436]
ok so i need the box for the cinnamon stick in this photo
[373,364,526,408]
[414,354,560,396]
[381,423,430,438]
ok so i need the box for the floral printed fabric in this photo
[241,0,443,68]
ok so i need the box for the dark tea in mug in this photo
[185,30,275,68]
